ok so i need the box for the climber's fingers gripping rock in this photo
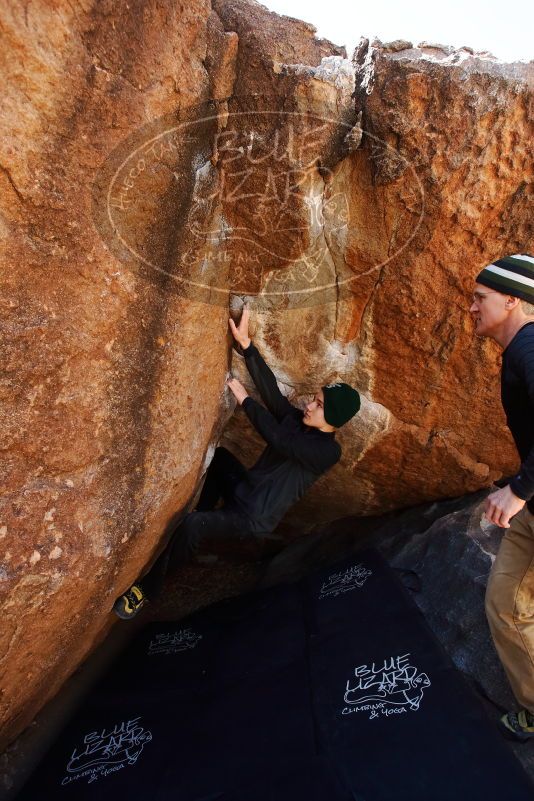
[228,304,251,349]
[226,376,249,406]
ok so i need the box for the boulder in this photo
[0,0,532,751]
[220,36,533,528]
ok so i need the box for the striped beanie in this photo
[321,381,361,428]
[476,254,534,304]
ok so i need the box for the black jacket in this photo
[501,321,534,513]
[228,342,341,534]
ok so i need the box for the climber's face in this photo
[469,283,515,338]
[304,389,328,429]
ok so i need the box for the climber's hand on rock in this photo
[484,485,525,528]
[226,376,249,405]
[228,304,251,350]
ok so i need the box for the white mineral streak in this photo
[201,441,217,473]
[353,40,377,96]
[193,159,213,186]
[350,394,393,463]
[322,339,360,375]
[313,55,355,94]
[382,42,533,81]
[273,55,355,100]
[351,37,533,89]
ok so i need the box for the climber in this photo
[113,303,361,620]
[469,253,534,742]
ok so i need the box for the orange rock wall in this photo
[221,38,533,529]
[0,0,532,749]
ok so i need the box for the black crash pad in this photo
[18,549,534,800]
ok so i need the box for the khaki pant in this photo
[485,505,534,712]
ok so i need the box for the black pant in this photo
[139,447,261,600]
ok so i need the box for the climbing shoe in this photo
[113,583,148,620]
[499,709,534,742]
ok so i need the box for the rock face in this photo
[0,0,344,752]
[0,0,532,751]
[221,36,533,530]
[0,0,223,749]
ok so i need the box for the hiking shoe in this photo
[113,583,148,620]
[499,709,534,742]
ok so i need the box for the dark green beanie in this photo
[475,254,534,303]
[321,381,361,428]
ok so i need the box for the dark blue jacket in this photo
[501,321,534,513]
[228,342,341,534]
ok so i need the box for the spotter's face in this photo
[469,283,509,338]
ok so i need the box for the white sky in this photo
[260,0,533,63]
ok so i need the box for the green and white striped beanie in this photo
[476,254,534,303]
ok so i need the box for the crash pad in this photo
[17,549,534,800]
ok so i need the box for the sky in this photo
[260,0,533,63]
